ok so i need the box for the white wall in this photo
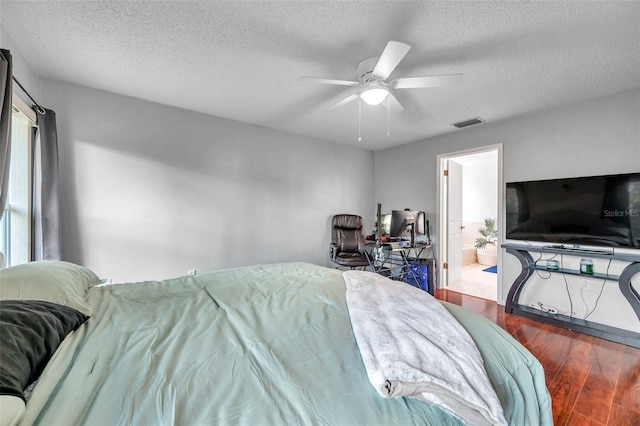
[375,89,640,332]
[0,27,40,106]
[40,80,374,283]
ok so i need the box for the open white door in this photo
[447,160,463,285]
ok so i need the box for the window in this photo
[0,94,36,267]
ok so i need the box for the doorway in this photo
[437,145,503,302]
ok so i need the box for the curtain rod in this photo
[0,49,46,115]
[12,76,46,115]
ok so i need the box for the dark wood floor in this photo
[434,289,640,426]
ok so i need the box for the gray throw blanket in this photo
[343,270,506,426]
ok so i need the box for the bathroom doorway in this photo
[437,145,502,301]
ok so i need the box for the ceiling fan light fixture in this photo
[360,88,389,105]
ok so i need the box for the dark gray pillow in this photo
[0,300,88,401]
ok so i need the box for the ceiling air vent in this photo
[452,117,484,129]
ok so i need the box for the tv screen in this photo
[506,173,640,248]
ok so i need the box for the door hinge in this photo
[443,262,448,269]
[443,170,449,177]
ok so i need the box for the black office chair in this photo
[329,214,370,269]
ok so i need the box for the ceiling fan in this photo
[300,41,462,112]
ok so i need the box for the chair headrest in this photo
[332,214,363,230]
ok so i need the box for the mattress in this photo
[8,262,551,425]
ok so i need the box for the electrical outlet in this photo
[188,269,197,276]
[547,307,558,314]
[581,279,590,290]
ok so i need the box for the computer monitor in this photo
[379,214,391,236]
[415,211,425,236]
[415,211,431,243]
[390,210,416,239]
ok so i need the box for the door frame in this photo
[436,144,505,304]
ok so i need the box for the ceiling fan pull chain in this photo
[358,97,362,142]
[387,95,390,136]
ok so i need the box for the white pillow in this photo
[0,395,25,426]
[0,261,101,316]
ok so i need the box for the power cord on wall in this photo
[527,246,617,319]
[583,257,612,320]
[561,254,575,318]
[533,252,554,279]
[530,252,575,316]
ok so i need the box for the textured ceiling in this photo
[1,1,639,150]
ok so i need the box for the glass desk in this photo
[363,242,436,294]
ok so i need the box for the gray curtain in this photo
[0,49,12,221]
[32,108,62,260]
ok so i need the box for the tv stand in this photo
[502,243,640,348]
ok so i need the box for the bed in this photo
[0,261,552,426]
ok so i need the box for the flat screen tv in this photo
[506,172,640,248]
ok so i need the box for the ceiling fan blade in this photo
[299,76,359,86]
[372,41,411,80]
[328,93,359,110]
[382,92,404,113]
[392,73,463,89]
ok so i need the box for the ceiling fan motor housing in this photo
[357,57,383,85]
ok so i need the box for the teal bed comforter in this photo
[20,262,551,425]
